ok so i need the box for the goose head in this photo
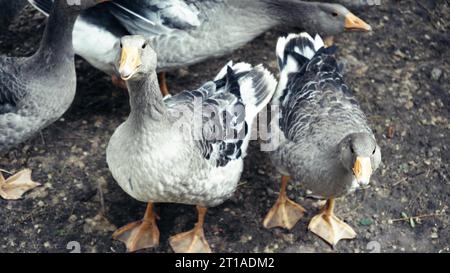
[338,132,381,187]
[265,1,372,36]
[116,35,157,81]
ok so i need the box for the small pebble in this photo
[431,68,442,81]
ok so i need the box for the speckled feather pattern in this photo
[1,0,100,153]
[0,53,76,153]
[111,0,276,71]
[107,122,243,207]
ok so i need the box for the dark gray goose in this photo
[29,0,371,95]
[264,33,381,246]
[0,0,109,154]
[106,35,276,252]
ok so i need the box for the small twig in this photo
[392,177,407,187]
[39,130,46,145]
[409,188,424,208]
[389,212,446,223]
[97,180,106,216]
[0,169,12,174]
[237,181,248,187]
[417,2,433,16]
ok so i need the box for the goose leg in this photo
[308,198,356,246]
[158,72,170,97]
[112,202,160,252]
[169,206,212,253]
[263,175,306,230]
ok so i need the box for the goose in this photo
[29,0,371,95]
[0,1,109,161]
[106,35,277,252]
[263,33,381,246]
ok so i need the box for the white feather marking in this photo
[239,76,256,107]
[73,19,120,74]
[28,0,49,16]
[112,3,156,26]
[241,65,277,119]
[272,55,298,105]
[299,32,317,59]
[232,62,252,74]
[314,34,325,50]
[276,33,303,64]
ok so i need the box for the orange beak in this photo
[344,12,372,32]
[352,156,373,186]
[118,47,142,81]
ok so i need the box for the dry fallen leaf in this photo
[0,169,41,200]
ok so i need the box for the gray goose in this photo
[0,0,109,154]
[264,33,381,246]
[29,0,371,95]
[106,35,277,252]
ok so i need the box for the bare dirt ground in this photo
[0,0,448,253]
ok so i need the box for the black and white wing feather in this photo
[274,33,371,142]
[165,61,276,167]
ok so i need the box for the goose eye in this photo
[332,12,338,17]
[372,147,376,155]
[350,146,354,154]
[142,43,147,49]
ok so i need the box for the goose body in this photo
[270,33,381,198]
[0,49,76,151]
[0,0,110,153]
[263,33,381,246]
[107,57,277,207]
[106,35,277,252]
[108,119,245,206]
[29,0,371,75]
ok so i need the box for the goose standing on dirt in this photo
[106,35,277,253]
[264,33,381,246]
[29,0,371,95]
[0,0,109,152]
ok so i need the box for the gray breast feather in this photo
[0,58,27,114]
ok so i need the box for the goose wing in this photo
[108,0,209,36]
[165,61,276,167]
